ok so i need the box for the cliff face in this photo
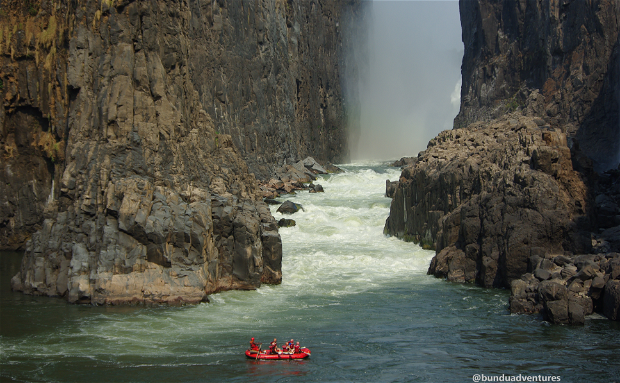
[385,115,590,288]
[1,0,360,303]
[455,0,619,172]
[188,0,360,179]
[384,0,620,322]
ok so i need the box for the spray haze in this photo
[348,0,463,161]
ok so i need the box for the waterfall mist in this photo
[348,1,463,161]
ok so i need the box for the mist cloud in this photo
[350,0,463,160]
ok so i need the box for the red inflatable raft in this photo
[245,348,311,360]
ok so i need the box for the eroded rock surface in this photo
[385,115,591,289]
[0,0,371,304]
[509,253,620,324]
[456,0,619,172]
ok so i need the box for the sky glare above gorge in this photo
[350,0,463,160]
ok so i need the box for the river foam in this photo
[2,162,619,383]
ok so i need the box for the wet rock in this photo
[428,246,476,283]
[545,300,570,325]
[264,199,281,205]
[568,300,585,325]
[603,280,620,320]
[386,180,398,198]
[309,184,324,193]
[278,219,297,228]
[276,201,304,215]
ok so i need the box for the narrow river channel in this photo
[1,162,619,382]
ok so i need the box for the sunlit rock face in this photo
[3,0,362,303]
[385,0,620,322]
[385,115,590,288]
[455,0,619,172]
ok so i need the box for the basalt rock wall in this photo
[385,115,591,288]
[455,0,619,171]
[384,0,620,321]
[0,0,364,252]
[1,0,361,303]
[188,0,363,179]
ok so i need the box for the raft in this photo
[245,348,311,360]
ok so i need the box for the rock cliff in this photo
[385,115,591,287]
[2,0,361,303]
[455,0,619,172]
[385,0,620,322]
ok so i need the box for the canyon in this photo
[1,0,364,303]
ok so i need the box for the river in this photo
[1,162,619,382]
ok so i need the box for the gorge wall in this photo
[455,0,619,171]
[1,0,362,303]
[385,0,620,322]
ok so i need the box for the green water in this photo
[1,162,619,382]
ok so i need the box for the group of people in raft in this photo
[249,337,303,355]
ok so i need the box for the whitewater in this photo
[1,162,619,382]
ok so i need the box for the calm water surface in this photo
[1,162,619,382]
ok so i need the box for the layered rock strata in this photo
[0,0,369,304]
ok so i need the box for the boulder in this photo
[576,264,599,281]
[309,184,324,193]
[534,268,551,281]
[568,300,585,325]
[302,157,328,174]
[276,201,304,215]
[278,218,297,228]
[538,281,568,302]
[553,255,573,266]
[603,279,620,320]
[545,300,570,324]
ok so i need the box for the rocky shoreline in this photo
[384,114,620,324]
[1,1,362,305]
[381,0,619,324]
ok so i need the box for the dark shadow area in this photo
[575,34,620,173]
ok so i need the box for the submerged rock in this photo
[277,201,304,215]
[309,183,324,193]
[278,218,297,228]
